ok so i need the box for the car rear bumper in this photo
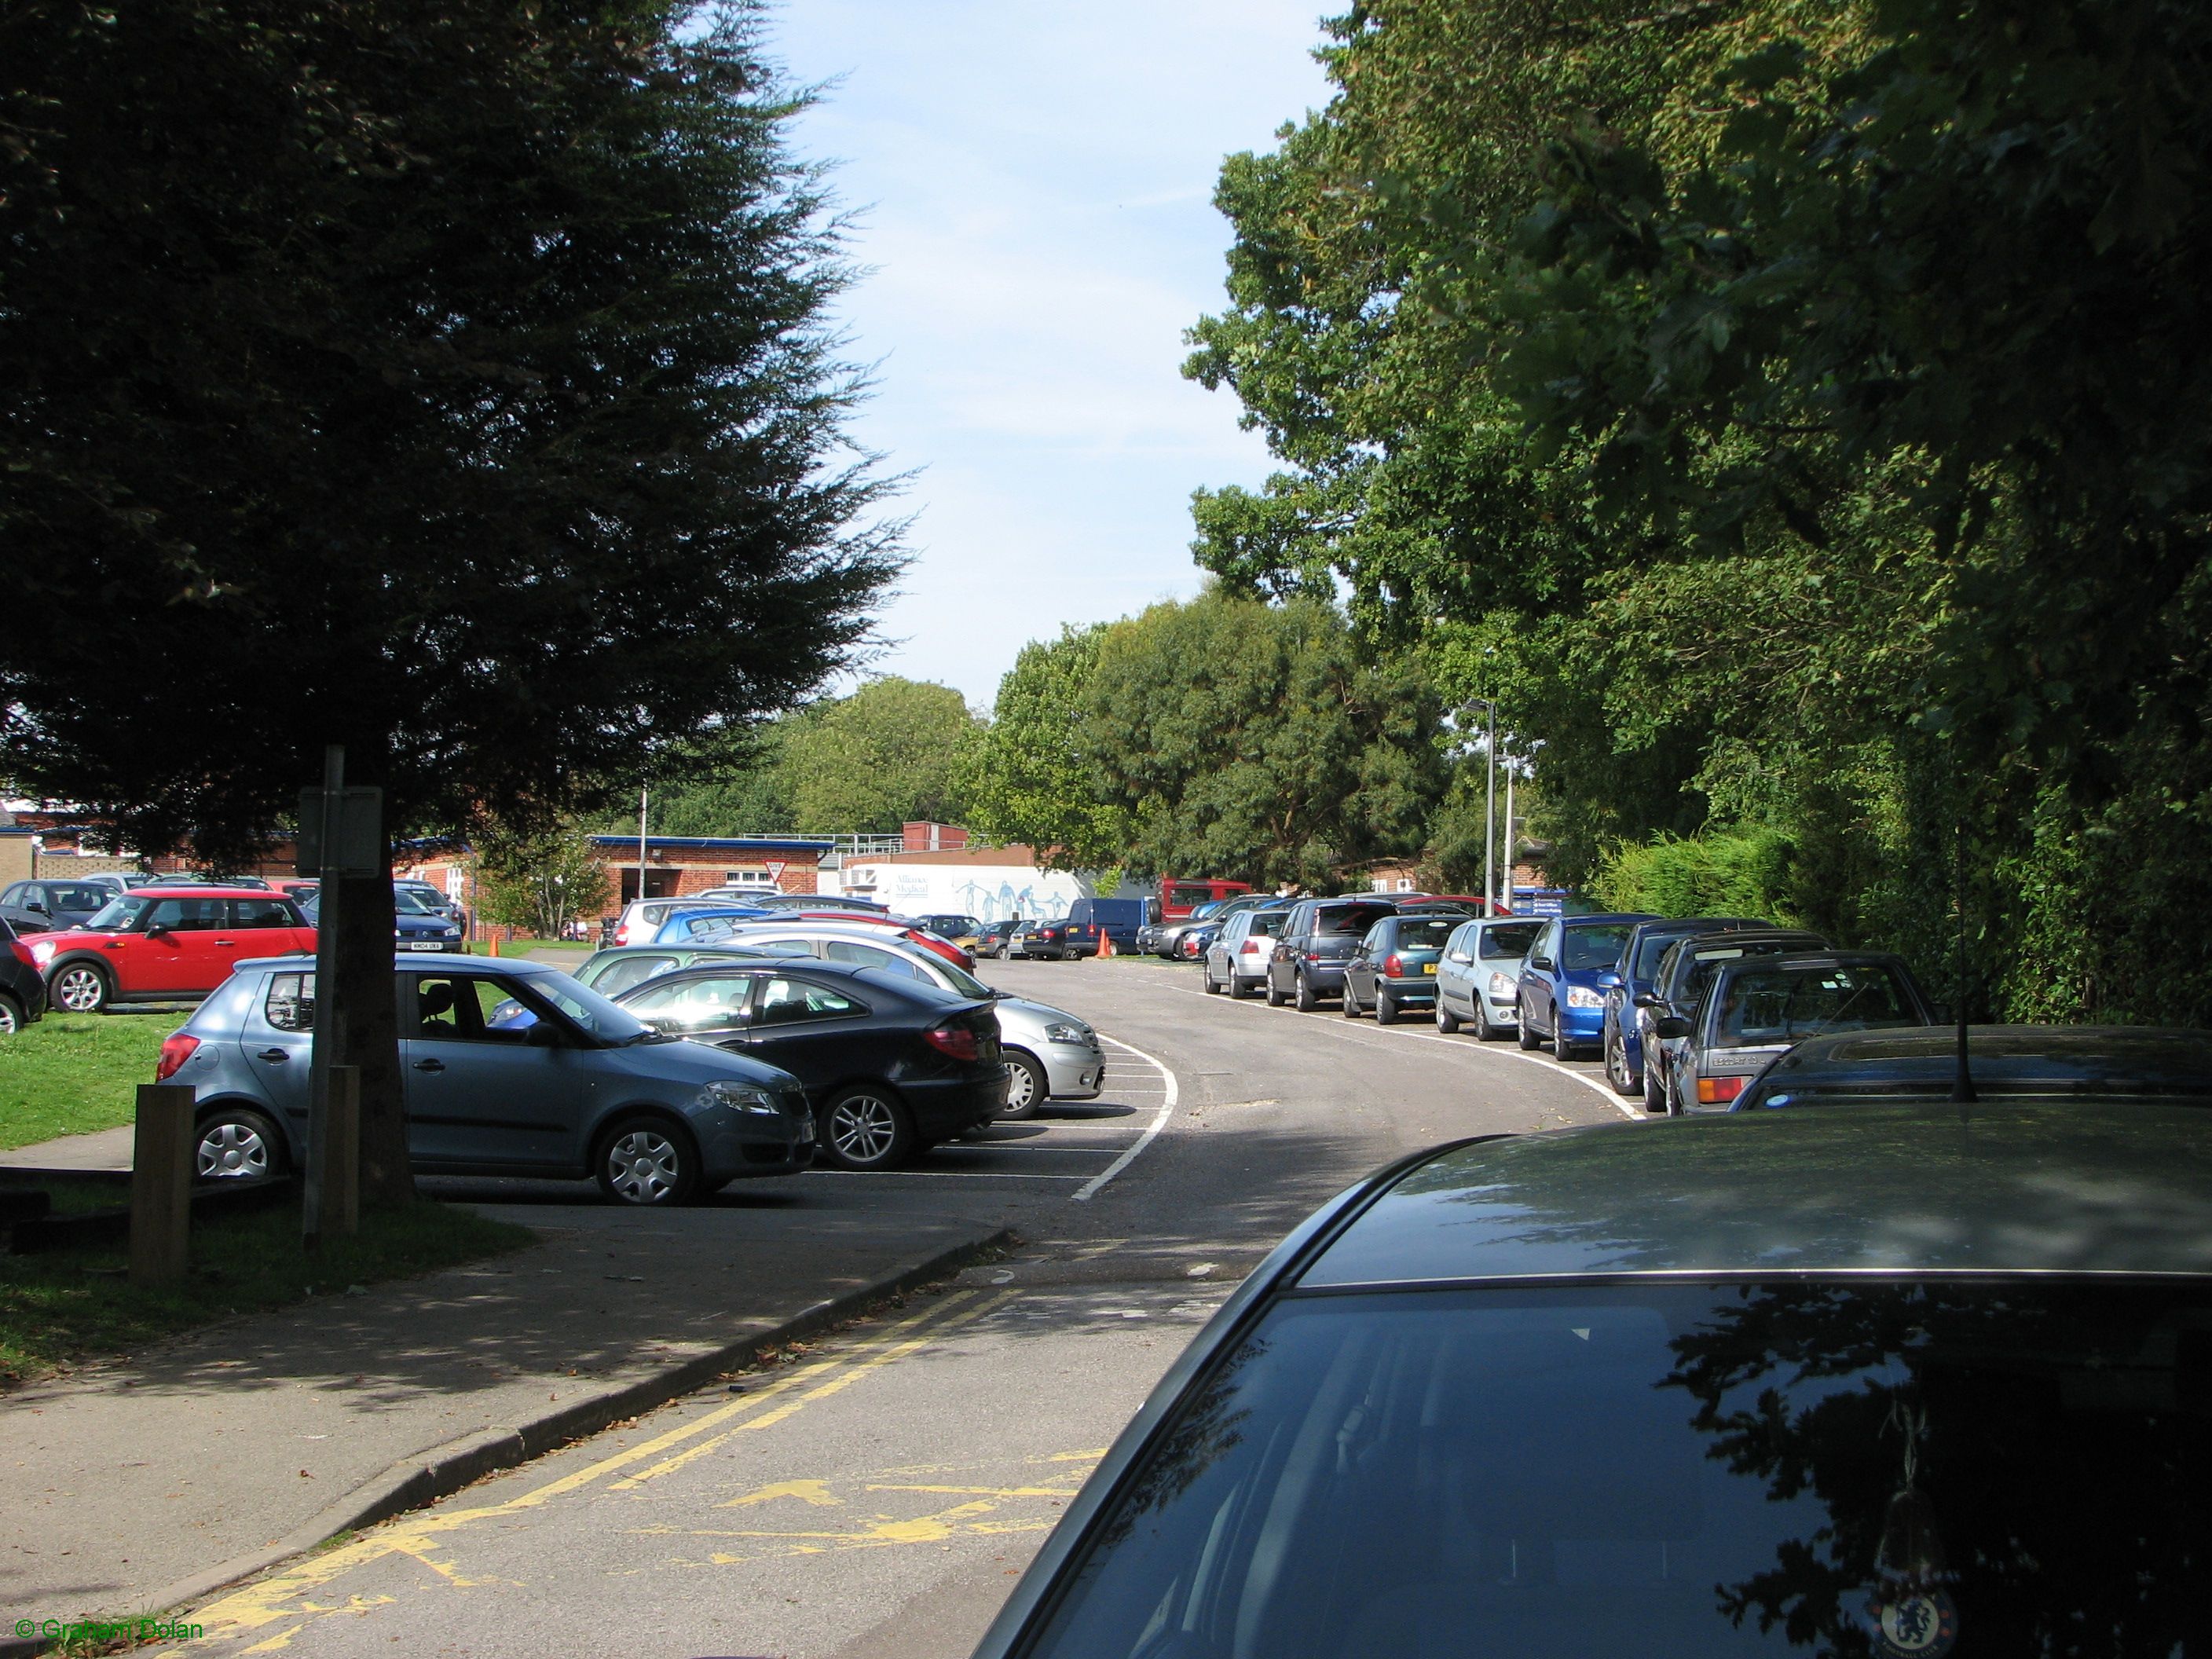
[1379,974,1438,1003]
[904,1072,1011,1138]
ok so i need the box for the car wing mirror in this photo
[1653,1015,1691,1040]
[525,1020,563,1047]
[1448,951,1471,963]
[1528,954,1552,971]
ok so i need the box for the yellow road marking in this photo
[194,1289,1010,1640]
[725,1478,841,1508]
[864,1482,1083,1498]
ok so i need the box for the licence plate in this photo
[405,941,446,951]
[1423,962,1437,974]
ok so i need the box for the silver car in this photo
[162,954,815,1203]
[1433,915,1544,1038]
[1203,905,1291,998]
[689,922,1106,1120]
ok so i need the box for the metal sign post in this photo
[296,749,383,1248]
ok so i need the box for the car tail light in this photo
[1384,954,1404,977]
[1241,939,1265,954]
[1304,951,1320,962]
[925,1024,980,1062]
[1697,1075,1746,1105]
[156,1032,200,1081]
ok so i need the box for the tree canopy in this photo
[961,626,1134,870]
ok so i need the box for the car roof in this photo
[632,956,970,1004]
[1301,1104,2212,1285]
[234,952,557,976]
[125,884,294,899]
[1556,911,1659,926]
[1709,947,1908,972]
[1758,1024,2212,1094]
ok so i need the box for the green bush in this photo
[1592,828,1800,922]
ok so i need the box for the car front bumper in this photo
[1039,1041,1106,1100]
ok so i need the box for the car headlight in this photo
[1566,985,1606,1009]
[1487,971,1514,997]
[29,938,57,965]
[1043,1021,1091,1045]
[698,1080,782,1115]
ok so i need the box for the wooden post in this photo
[323,1064,360,1236]
[129,1083,195,1286]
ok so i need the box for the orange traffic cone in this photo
[1097,928,1114,960]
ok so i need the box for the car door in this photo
[1345,921,1386,1003]
[1270,903,1312,994]
[236,967,317,1133]
[731,973,887,1098]
[1522,919,1562,1033]
[133,895,231,993]
[400,971,599,1170]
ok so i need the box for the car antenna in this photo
[1951,820,1976,1104]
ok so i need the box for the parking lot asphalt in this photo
[175,952,1632,1657]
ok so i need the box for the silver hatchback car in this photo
[160,954,816,1203]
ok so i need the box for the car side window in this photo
[1359,923,1387,954]
[265,971,316,1032]
[624,974,759,1031]
[755,976,864,1026]
[407,975,529,1042]
[229,898,298,929]
[824,939,926,981]
[147,897,225,932]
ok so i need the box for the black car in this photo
[972,1107,2212,1659]
[0,916,49,1033]
[1737,1023,2212,1110]
[1266,897,1401,1010]
[973,920,1020,959]
[1010,917,1101,960]
[612,959,1005,1170]
[1660,948,1938,1112]
[0,878,114,936]
[1635,928,1830,1114]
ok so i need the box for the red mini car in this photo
[28,885,316,1013]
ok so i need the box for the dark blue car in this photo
[1601,916,1769,1097]
[1514,911,1657,1061]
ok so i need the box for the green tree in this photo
[778,677,982,834]
[1081,595,1448,888]
[0,2,899,1197]
[475,820,612,941]
[963,626,1133,870]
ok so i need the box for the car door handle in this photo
[214,939,237,947]
[413,1059,445,1073]
[257,1048,288,1064]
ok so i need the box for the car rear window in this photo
[1318,904,1395,936]
[1023,1280,2212,1659]
[1393,916,1458,947]
[1478,921,1543,960]
[1714,963,1919,1047]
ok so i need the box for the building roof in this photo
[587,835,831,856]
[1302,1104,2212,1286]
[845,844,1045,868]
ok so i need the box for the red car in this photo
[27,885,316,1013]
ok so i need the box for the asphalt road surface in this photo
[188,954,1639,1658]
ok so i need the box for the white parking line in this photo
[1177,985,1644,1121]
[1073,1036,1179,1202]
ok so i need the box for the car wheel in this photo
[1228,972,1250,1000]
[1516,998,1540,1049]
[818,1086,915,1170]
[595,1115,701,1206]
[196,1106,288,1181]
[1605,1024,1639,1096]
[1201,964,1221,994]
[1341,980,1363,1018]
[1434,998,1461,1035]
[1374,988,1398,1026]
[1295,972,1318,1013]
[0,993,21,1035]
[1643,1053,1668,1115]
[49,961,112,1015]
[1265,972,1287,1007]
[1551,1017,1575,1062]
[998,1051,1047,1121]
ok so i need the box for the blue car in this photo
[1514,910,1657,1061]
[1600,916,1769,1097]
[648,903,774,946]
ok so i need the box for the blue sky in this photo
[762,3,1334,710]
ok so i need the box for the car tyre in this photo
[0,992,22,1035]
[1551,1017,1576,1062]
[818,1086,916,1170]
[1265,973,1287,1008]
[196,1104,288,1181]
[1201,964,1221,994]
[1434,999,1461,1035]
[1516,999,1540,1049]
[1228,972,1251,1000]
[1605,1024,1639,1096]
[49,961,112,1015]
[998,1050,1047,1121]
[595,1114,701,1206]
[1374,988,1398,1026]
[1643,1053,1668,1115]
[1295,971,1318,1013]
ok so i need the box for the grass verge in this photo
[0,1013,170,1150]
[0,1195,533,1387]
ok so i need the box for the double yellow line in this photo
[196,1288,1016,1646]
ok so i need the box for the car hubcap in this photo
[830,1097,897,1163]
[198,1123,269,1179]
[55,969,102,1012]
[1005,1064,1036,1110]
[0,1004,16,1035]
[606,1130,681,1202]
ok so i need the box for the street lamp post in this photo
[1462,700,1498,915]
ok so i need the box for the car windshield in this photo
[1478,921,1543,960]
[1714,963,1919,1047]
[1632,929,1699,980]
[1673,940,1819,1007]
[1024,1280,2211,1659]
[394,889,440,914]
[1562,922,1635,971]
[83,895,150,932]
[515,969,657,1044]
[46,884,108,911]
